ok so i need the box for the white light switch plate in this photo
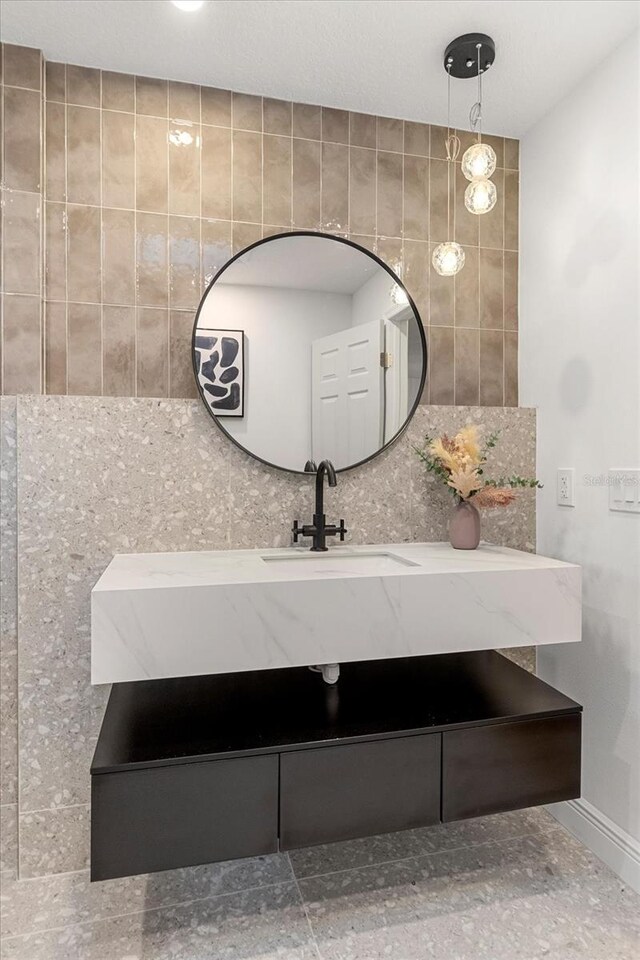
[557,468,575,507]
[609,469,640,513]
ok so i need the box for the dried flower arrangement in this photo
[414,425,542,508]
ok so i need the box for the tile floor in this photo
[0,808,638,959]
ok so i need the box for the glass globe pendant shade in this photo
[432,241,465,277]
[461,141,497,181]
[464,178,497,215]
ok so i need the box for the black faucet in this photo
[292,460,347,551]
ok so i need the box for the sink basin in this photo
[260,551,419,574]
[91,542,581,684]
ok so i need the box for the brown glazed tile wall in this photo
[1,44,519,404]
[0,45,44,395]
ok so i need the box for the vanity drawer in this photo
[91,754,278,880]
[279,734,441,850]
[442,714,581,822]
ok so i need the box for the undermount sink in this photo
[260,551,419,574]
[91,542,581,685]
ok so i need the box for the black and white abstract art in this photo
[194,328,245,417]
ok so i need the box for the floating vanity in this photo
[91,650,582,881]
[90,540,582,883]
[91,541,581,684]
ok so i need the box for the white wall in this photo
[520,32,640,887]
[199,284,351,470]
[351,270,396,328]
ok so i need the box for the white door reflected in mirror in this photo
[192,233,427,473]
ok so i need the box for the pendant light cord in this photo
[477,42,483,143]
[469,42,484,143]
[444,62,460,241]
[447,63,451,237]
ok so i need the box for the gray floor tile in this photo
[299,830,640,960]
[0,881,317,960]
[1,817,638,960]
[0,853,293,939]
[288,806,556,879]
[0,805,18,880]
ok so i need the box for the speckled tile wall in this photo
[0,42,519,405]
[1,395,535,879]
[0,398,18,884]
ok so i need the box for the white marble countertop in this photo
[94,541,577,589]
[91,542,582,684]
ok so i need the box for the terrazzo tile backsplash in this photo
[0,395,535,878]
[0,43,519,405]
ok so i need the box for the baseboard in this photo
[546,797,640,894]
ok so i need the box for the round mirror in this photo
[192,232,427,473]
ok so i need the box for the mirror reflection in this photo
[193,234,426,472]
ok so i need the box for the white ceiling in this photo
[1,0,638,136]
[219,236,379,294]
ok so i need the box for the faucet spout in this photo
[310,460,337,551]
[315,459,336,512]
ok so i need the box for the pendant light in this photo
[462,38,497,215]
[464,177,497,215]
[441,33,498,217]
[432,62,465,278]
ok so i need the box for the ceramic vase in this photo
[449,500,480,550]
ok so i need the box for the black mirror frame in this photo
[192,231,428,475]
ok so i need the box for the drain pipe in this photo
[308,663,340,684]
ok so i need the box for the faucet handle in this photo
[338,519,347,542]
[292,519,302,543]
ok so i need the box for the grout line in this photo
[1,81,43,94]
[42,97,520,164]
[374,115,378,250]
[38,59,44,396]
[133,73,138,397]
[0,81,3,394]
[319,115,324,231]
[400,121,405,277]
[22,299,506,333]
[502,167,507,406]
[230,97,235,243]
[288,825,553,885]
[0,875,300,944]
[288,855,324,960]
[347,110,353,237]
[33,200,518,249]
[98,69,104,398]
[260,96,264,235]
[41,86,47,396]
[17,801,88,815]
[165,102,170,400]
[14,395,22,877]
[63,78,69,397]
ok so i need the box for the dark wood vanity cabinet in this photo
[442,714,582,822]
[91,651,582,881]
[92,755,279,880]
[280,734,441,850]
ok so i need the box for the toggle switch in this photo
[609,469,640,513]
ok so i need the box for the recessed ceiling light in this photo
[171,0,205,11]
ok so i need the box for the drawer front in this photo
[280,734,441,851]
[442,714,581,822]
[91,754,278,880]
